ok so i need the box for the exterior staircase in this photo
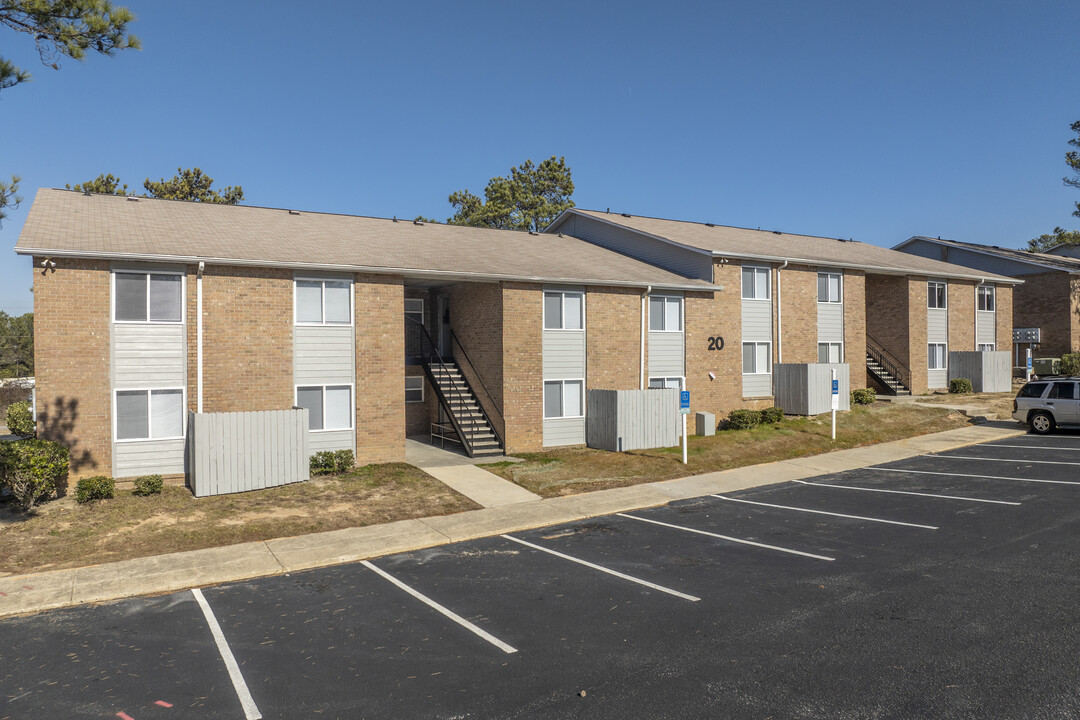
[425,362,504,457]
[865,352,911,396]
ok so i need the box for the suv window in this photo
[1048,382,1077,400]
[1017,383,1048,398]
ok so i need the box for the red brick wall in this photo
[1013,272,1075,357]
[501,282,542,453]
[449,282,505,438]
[777,264,818,364]
[948,280,976,352]
[685,260,749,419]
[996,283,1014,355]
[865,274,928,394]
[32,257,112,478]
[587,286,643,390]
[906,278,929,394]
[844,271,867,388]
[355,273,405,463]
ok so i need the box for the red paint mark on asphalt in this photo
[22,585,33,590]
[0,591,6,596]
[117,713,135,720]
[155,701,173,707]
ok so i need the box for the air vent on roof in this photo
[414,219,424,226]
[772,230,781,235]
[83,190,91,197]
[529,230,538,236]
[126,196,138,202]
[392,216,398,222]
[621,213,631,218]
[705,223,715,227]
[289,210,300,215]
[606,208,610,213]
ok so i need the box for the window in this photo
[1017,382,1048,399]
[928,281,947,309]
[928,343,947,370]
[1048,382,1077,400]
[977,286,995,311]
[741,266,770,300]
[543,379,583,418]
[405,376,424,403]
[648,295,683,331]
[818,342,843,363]
[978,343,996,352]
[648,377,684,389]
[544,290,584,330]
[296,385,353,431]
[817,273,842,303]
[115,389,184,441]
[405,298,424,325]
[114,272,182,322]
[296,279,352,325]
[742,342,771,374]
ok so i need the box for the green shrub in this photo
[0,439,69,510]
[1060,353,1080,376]
[949,378,973,394]
[75,475,115,503]
[760,406,784,424]
[5,400,35,438]
[132,474,163,496]
[332,449,354,473]
[851,388,876,405]
[311,450,356,476]
[725,409,762,430]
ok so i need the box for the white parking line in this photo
[868,467,1080,486]
[502,535,700,601]
[987,444,1080,452]
[711,495,938,529]
[615,513,835,561]
[792,479,1021,505]
[361,560,518,654]
[933,454,1080,466]
[191,588,263,720]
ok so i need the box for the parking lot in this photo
[5,432,1080,719]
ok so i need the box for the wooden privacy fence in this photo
[774,363,850,415]
[949,351,1012,393]
[586,389,679,452]
[186,409,310,497]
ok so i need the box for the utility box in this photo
[949,351,1013,392]
[774,363,850,415]
[586,389,679,452]
[1033,357,1061,376]
[695,411,715,436]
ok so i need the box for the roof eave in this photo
[893,235,1079,275]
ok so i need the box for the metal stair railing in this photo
[866,334,910,394]
[450,329,504,450]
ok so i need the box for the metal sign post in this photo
[680,391,690,464]
[830,369,839,440]
[1026,348,1033,381]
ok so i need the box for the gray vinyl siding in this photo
[742,297,773,397]
[543,416,586,447]
[743,373,773,397]
[928,307,949,388]
[113,324,186,388]
[543,331,586,380]
[648,332,685,378]
[308,428,355,453]
[976,310,996,347]
[899,239,1045,277]
[294,326,355,385]
[547,213,713,281]
[817,302,844,343]
[114,438,186,478]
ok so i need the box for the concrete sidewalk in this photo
[0,422,1026,618]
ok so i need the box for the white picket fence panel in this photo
[586,389,680,452]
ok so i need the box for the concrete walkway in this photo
[405,437,539,507]
[0,422,1026,618]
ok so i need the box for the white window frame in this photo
[817,272,842,304]
[978,343,996,352]
[928,281,947,309]
[741,266,771,300]
[817,342,844,364]
[112,270,185,324]
[405,298,425,325]
[405,376,424,403]
[648,294,684,332]
[543,290,585,331]
[742,342,772,375]
[977,286,995,312]
[294,277,354,326]
[113,387,187,442]
[928,343,947,370]
[543,379,585,419]
[295,384,355,432]
[648,376,685,390]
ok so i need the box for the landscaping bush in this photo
[332,449,355,473]
[851,388,876,405]
[311,450,355,476]
[1061,353,1080,377]
[949,378,973,394]
[75,475,115,503]
[725,409,762,430]
[760,406,784,424]
[132,474,163,496]
[0,438,69,510]
[5,400,35,438]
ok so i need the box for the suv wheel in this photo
[1029,411,1056,435]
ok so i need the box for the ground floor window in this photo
[818,342,843,364]
[296,385,353,431]
[115,388,185,441]
[405,376,424,403]
[742,342,771,374]
[928,343,947,370]
[544,379,583,419]
[648,377,684,389]
[978,343,995,352]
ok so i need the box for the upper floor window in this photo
[741,266,770,300]
[544,290,584,330]
[649,295,683,332]
[114,271,182,323]
[928,281,947,309]
[405,298,424,325]
[296,279,351,325]
[977,286,995,311]
[817,272,842,303]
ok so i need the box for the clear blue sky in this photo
[2,0,1079,315]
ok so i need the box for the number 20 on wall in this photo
[707,336,725,351]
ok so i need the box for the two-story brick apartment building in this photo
[545,210,1019,397]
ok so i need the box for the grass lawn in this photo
[0,463,479,576]
[481,403,975,498]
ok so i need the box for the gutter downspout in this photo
[776,260,789,363]
[976,277,985,351]
[641,285,651,390]
[197,261,204,413]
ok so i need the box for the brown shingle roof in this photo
[568,209,1020,283]
[13,190,718,291]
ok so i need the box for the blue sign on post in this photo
[680,390,690,414]
[832,380,839,395]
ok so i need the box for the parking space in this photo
[6,433,1080,718]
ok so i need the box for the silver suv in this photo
[1012,377,1080,434]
